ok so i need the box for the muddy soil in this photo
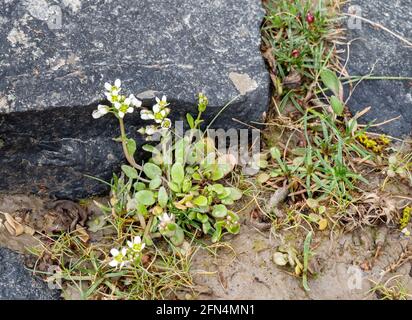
[0,194,411,300]
[191,222,412,300]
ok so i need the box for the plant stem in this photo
[119,118,143,171]
[144,216,154,241]
[118,118,167,185]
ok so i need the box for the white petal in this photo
[114,102,121,109]
[109,260,118,267]
[110,248,119,256]
[118,111,125,118]
[127,107,134,114]
[154,118,162,124]
[124,97,131,105]
[104,92,113,101]
[135,99,142,108]
[92,110,103,119]
[104,82,112,91]
[98,105,109,114]
[141,243,146,250]
[115,79,121,88]
[134,236,141,244]
[155,97,160,103]
[121,248,128,256]
[153,104,160,113]
[146,126,157,135]
[162,95,167,102]
[127,241,132,248]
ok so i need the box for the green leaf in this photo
[126,138,136,158]
[330,95,344,116]
[196,213,209,224]
[149,177,162,190]
[143,163,162,180]
[174,139,186,164]
[209,184,225,195]
[169,181,181,193]
[210,165,225,181]
[133,182,146,191]
[136,203,148,216]
[202,221,211,234]
[212,204,228,218]
[212,222,224,243]
[121,165,138,180]
[171,163,185,184]
[142,144,160,154]
[182,179,192,193]
[228,187,242,201]
[170,227,185,246]
[226,222,240,234]
[270,147,281,159]
[186,113,195,129]
[158,187,168,208]
[221,197,234,205]
[192,172,202,181]
[320,69,341,96]
[193,195,208,207]
[135,190,156,206]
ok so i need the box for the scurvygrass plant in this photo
[91,81,243,257]
[32,81,244,299]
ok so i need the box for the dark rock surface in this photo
[343,0,412,137]
[0,247,59,300]
[0,0,270,198]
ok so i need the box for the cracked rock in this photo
[0,0,270,198]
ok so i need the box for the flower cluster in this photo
[92,79,142,119]
[138,95,172,138]
[109,236,145,269]
[400,206,411,230]
[357,133,390,154]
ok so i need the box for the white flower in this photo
[145,125,158,135]
[109,247,128,269]
[127,236,145,253]
[159,212,174,231]
[127,94,142,108]
[153,95,169,111]
[126,107,134,114]
[118,111,125,119]
[113,101,121,109]
[104,79,121,94]
[153,104,161,113]
[161,118,171,129]
[92,104,110,119]
[140,109,154,120]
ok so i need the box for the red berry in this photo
[292,49,300,58]
[306,12,315,24]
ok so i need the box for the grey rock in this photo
[0,0,270,198]
[0,247,59,300]
[342,0,412,137]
